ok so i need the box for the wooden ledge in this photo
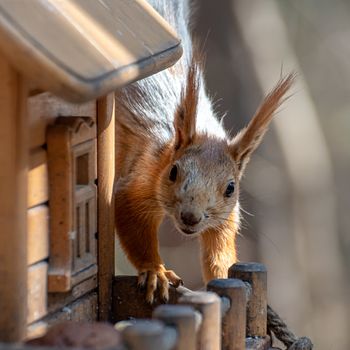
[111,276,193,323]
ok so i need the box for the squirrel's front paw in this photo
[137,265,183,304]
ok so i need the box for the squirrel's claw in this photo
[138,267,182,304]
[164,269,183,288]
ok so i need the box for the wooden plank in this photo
[28,148,48,208]
[111,276,192,323]
[28,92,96,150]
[47,118,98,292]
[48,275,97,315]
[47,124,73,292]
[27,205,49,265]
[45,293,98,326]
[28,262,48,324]
[97,94,115,321]
[0,54,28,341]
[0,0,182,101]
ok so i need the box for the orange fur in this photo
[115,60,295,302]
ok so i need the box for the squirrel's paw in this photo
[137,266,183,304]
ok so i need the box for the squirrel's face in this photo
[158,63,294,236]
[159,140,240,237]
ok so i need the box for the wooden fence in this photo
[0,261,312,350]
[112,262,272,350]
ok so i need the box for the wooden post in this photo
[97,93,115,321]
[153,305,197,350]
[229,262,267,337]
[0,55,28,341]
[207,279,247,350]
[179,291,221,350]
[122,320,176,350]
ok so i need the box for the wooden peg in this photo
[228,262,267,337]
[207,279,247,350]
[179,291,221,350]
[153,304,197,350]
[122,320,176,350]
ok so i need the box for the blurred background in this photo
[116,1,350,349]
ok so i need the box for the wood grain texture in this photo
[28,148,48,208]
[207,279,247,350]
[48,275,97,315]
[47,117,97,292]
[97,94,115,321]
[0,54,28,341]
[45,293,98,326]
[229,263,268,337]
[28,92,96,149]
[27,205,49,265]
[0,0,182,101]
[111,276,192,323]
[27,262,48,324]
[47,124,73,292]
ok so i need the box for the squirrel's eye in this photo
[225,181,235,197]
[169,164,178,182]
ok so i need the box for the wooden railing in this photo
[112,262,273,350]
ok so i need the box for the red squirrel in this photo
[115,0,294,303]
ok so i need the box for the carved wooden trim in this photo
[47,117,97,292]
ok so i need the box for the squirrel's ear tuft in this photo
[174,61,200,150]
[229,73,295,174]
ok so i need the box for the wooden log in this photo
[179,291,221,350]
[27,262,48,324]
[28,148,49,208]
[207,279,247,350]
[27,205,49,265]
[229,262,267,337]
[122,320,177,350]
[0,55,28,341]
[97,94,115,321]
[153,305,197,350]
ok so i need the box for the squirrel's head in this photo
[159,62,295,237]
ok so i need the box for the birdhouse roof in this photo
[0,0,182,101]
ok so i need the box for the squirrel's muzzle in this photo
[180,211,202,226]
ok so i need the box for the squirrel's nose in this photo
[181,211,202,226]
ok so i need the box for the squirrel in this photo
[114,0,294,303]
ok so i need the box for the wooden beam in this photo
[111,276,192,323]
[97,93,115,321]
[0,53,28,341]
